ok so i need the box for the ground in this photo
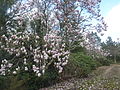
[40,64,120,90]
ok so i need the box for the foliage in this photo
[0,67,59,90]
[63,52,100,78]
[101,36,120,63]
[16,68,58,90]
[0,76,10,90]
[70,44,86,53]
[96,57,113,66]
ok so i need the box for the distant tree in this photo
[101,36,120,63]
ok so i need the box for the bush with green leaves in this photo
[96,56,113,66]
[0,66,59,90]
[62,52,100,78]
[0,76,10,90]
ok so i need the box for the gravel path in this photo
[40,64,120,90]
[40,78,89,90]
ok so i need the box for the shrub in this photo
[97,57,113,66]
[0,76,10,90]
[0,64,59,90]
[62,52,100,78]
[26,65,59,89]
[8,66,58,90]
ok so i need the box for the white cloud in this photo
[103,4,120,41]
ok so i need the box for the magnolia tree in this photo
[0,0,106,76]
[0,31,69,76]
[11,0,107,50]
[53,0,107,50]
[81,32,111,59]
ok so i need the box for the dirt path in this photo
[40,64,120,90]
[103,65,114,75]
[96,64,120,78]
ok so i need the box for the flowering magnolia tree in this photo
[0,0,107,77]
[9,0,107,50]
[0,31,69,76]
[53,0,107,50]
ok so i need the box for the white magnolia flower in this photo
[24,61,27,65]
[8,63,13,68]
[36,36,40,39]
[2,35,6,37]
[44,54,49,60]
[16,53,20,56]
[52,55,56,58]
[0,31,69,76]
[25,67,28,71]
[58,66,63,73]
[16,67,20,71]
[41,55,43,59]
[42,69,45,74]
[30,45,32,50]
[13,71,17,74]
[37,73,41,77]
[24,58,27,61]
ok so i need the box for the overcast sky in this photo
[100,0,120,41]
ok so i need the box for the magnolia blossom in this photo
[0,27,69,77]
[37,73,41,77]
[25,67,28,71]
[13,71,17,74]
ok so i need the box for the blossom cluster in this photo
[0,32,69,77]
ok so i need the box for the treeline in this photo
[101,37,120,63]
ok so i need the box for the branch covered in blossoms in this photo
[0,32,69,77]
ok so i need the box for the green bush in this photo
[97,57,113,66]
[0,76,10,90]
[63,52,100,78]
[26,66,59,90]
[0,65,59,90]
[70,45,86,54]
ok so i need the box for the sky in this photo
[100,0,120,41]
